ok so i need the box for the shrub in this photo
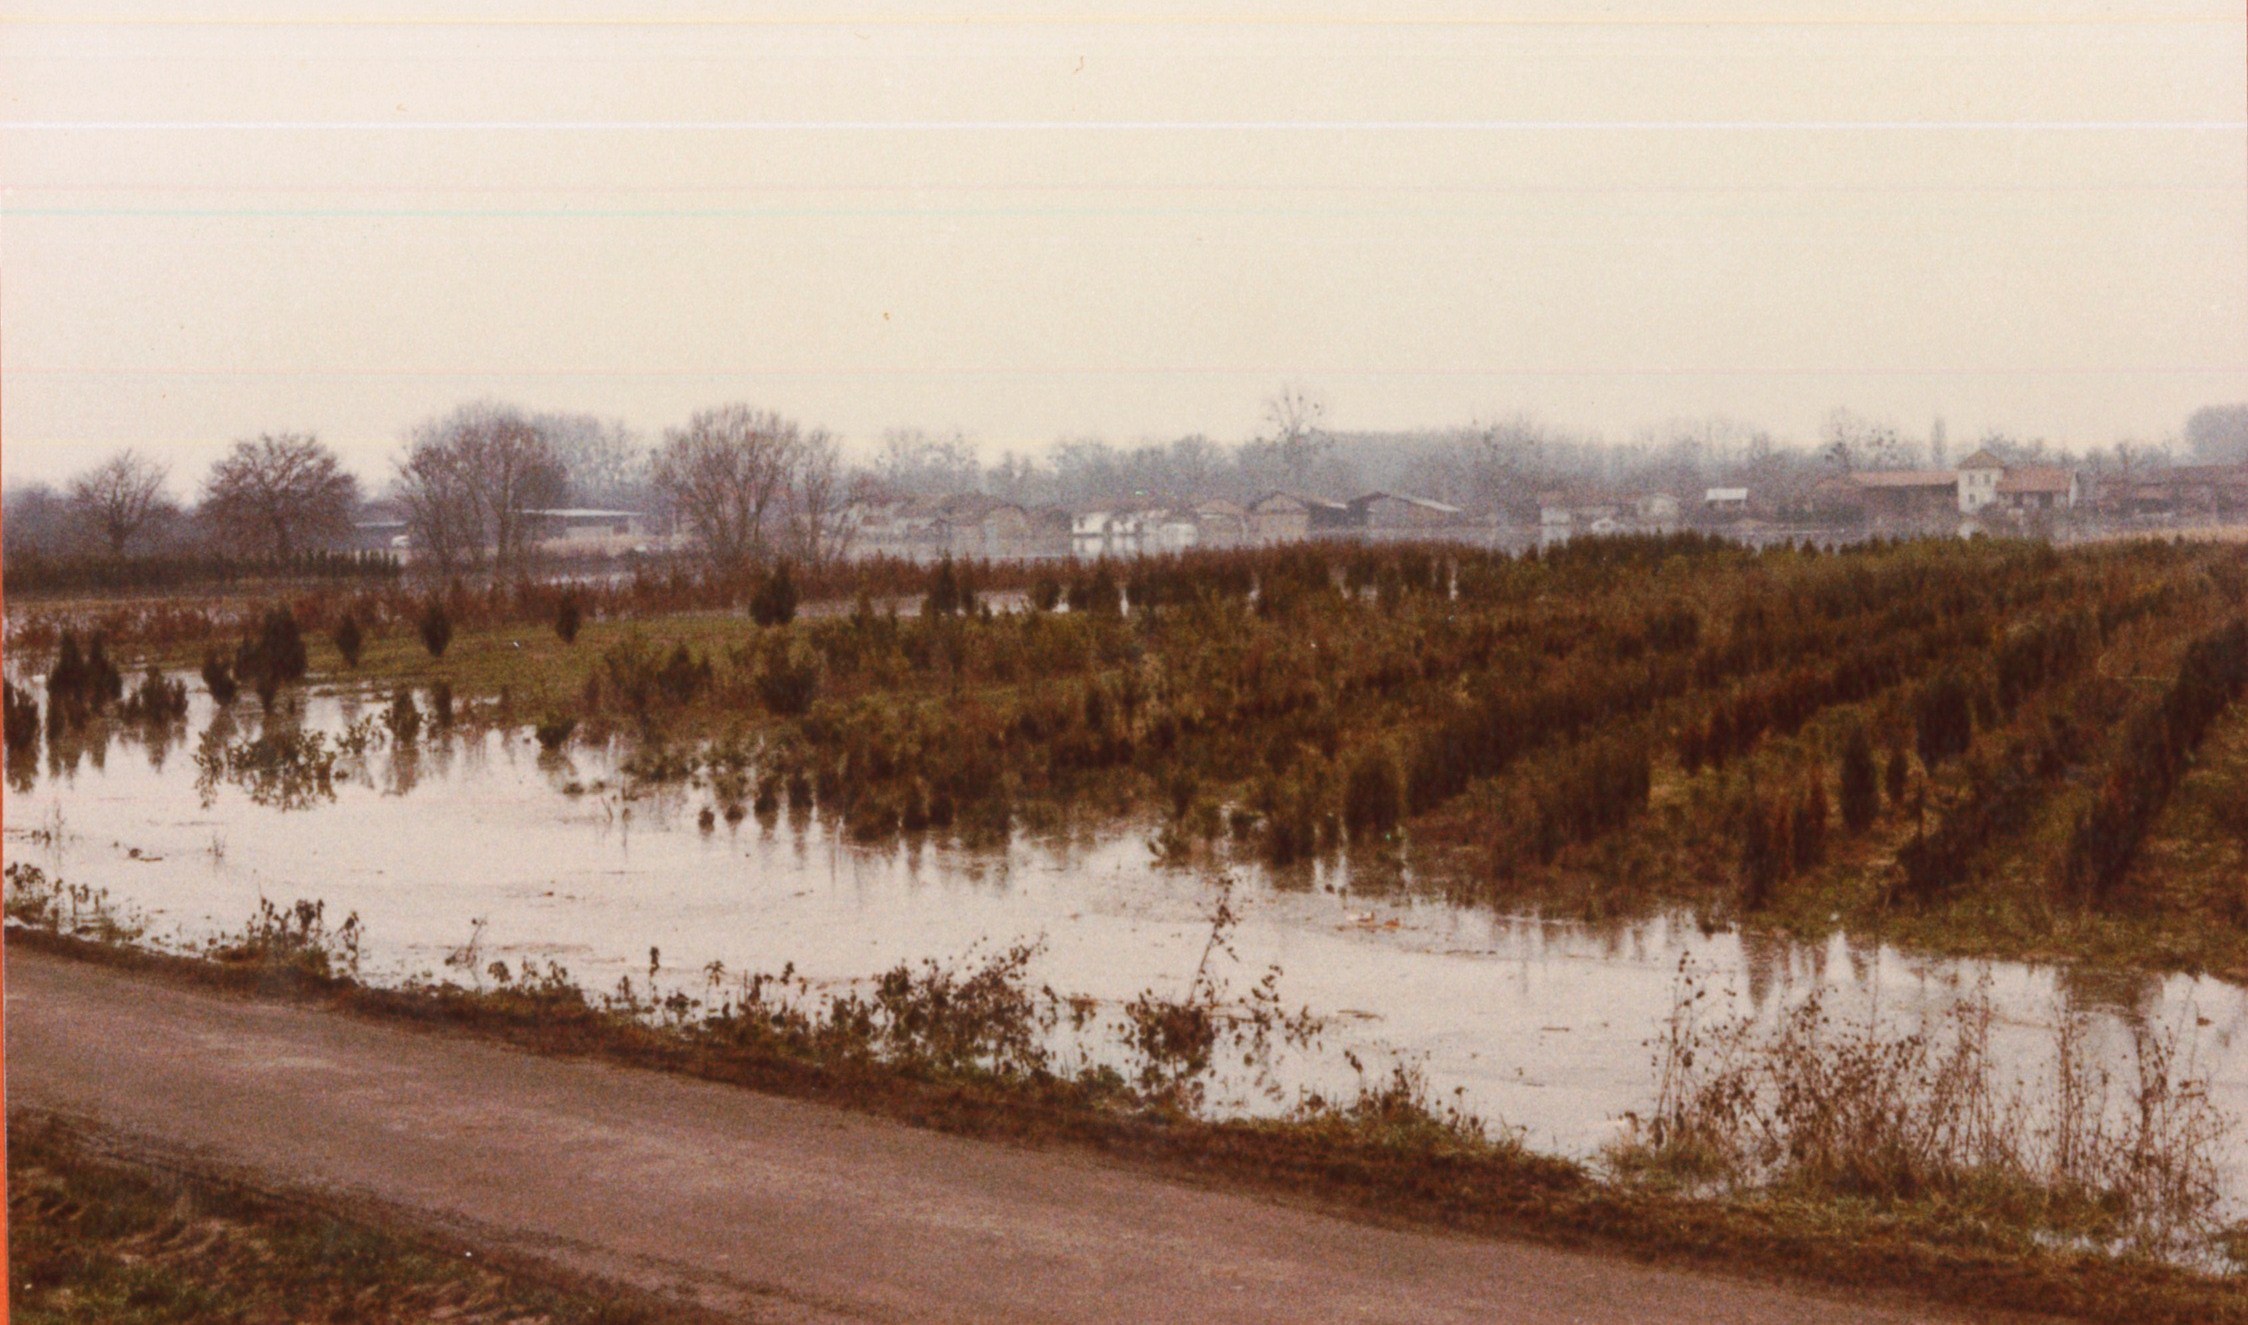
[235,607,309,700]
[418,599,453,658]
[750,561,800,627]
[554,595,583,644]
[1342,746,1403,840]
[333,614,365,668]
[1839,725,1879,833]
[1914,671,1975,769]
[756,639,821,716]
[921,557,966,620]
[534,713,577,751]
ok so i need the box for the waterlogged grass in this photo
[6,1115,678,1325]
[14,864,2248,1322]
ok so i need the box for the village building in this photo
[1635,492,1684,532]
[1703,487,1750,517]
[525,508,654,556]
[1244,492,1352,543]
[1846,470,1962,530]
[1348,491,1465,538]
[1992,466,2079,515]
[1189,497,1249,549]
[1956,449,2005,513]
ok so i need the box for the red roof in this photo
[1995,467,2074,495]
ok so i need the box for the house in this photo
[1349,491,1464,537]
[1956,449,2005,514]
[1704,487,1750,516]
[1142,509,1201,555]
[936,494,1039,559]
[1845,470,1959,529]
[2099,465,2248,521]
[1071,510,1121,558]
[1248,492,1355,543]
[1992,467,2079,514]
[850,497,948,560]
[1189,497,1249,549]
[1536,495,1575,547]
[1635,492,1683,531]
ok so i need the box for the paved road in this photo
[7,948,1980,1323]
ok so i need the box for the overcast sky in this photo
[3,0,2244,494]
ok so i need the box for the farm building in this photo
[1349,491,1465,537]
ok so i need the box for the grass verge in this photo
[5,1110,695,1324]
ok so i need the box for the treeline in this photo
[5,549,401,597]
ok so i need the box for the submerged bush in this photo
[200,651,241,706]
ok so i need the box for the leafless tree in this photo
[199,433,360,559]
[534,411,650,510]
[782,431,853,566]
[1262,384,1331,488]
[67,450,177,557]
[653,405,830,574]
[395,402,566,576]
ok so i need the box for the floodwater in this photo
[10,681,2248,1198]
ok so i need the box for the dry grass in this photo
[1613,961,2231,1258]
[6,1113,682,1325]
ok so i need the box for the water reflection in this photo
[7,676,2248,1205]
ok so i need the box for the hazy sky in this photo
[3,1,2244,493]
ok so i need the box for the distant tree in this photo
[396,402,566,577]
[874,428,981,496]
[1262,384,1332,489]
[2186,404,2248,463]
[783,432,852,567]
[1820,408,1906,473]
[534,412,650,510]
[66,451,176,557]
[2,483,79,558]
[200,433,360,559]
[654,405,832,575]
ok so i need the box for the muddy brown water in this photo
[10,682,2248,1204]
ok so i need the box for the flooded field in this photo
[11,680,2248,1195]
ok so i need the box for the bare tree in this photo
[1820,408,1907,474]
[67,450,176,557]
[534,412,650,510]
[653,405,826,574]
[1262,384,1331,488]
[782,430,852,566]
[395,402,566,576]
[200,433,361,559]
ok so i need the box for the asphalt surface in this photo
[6,946,1983,1323]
